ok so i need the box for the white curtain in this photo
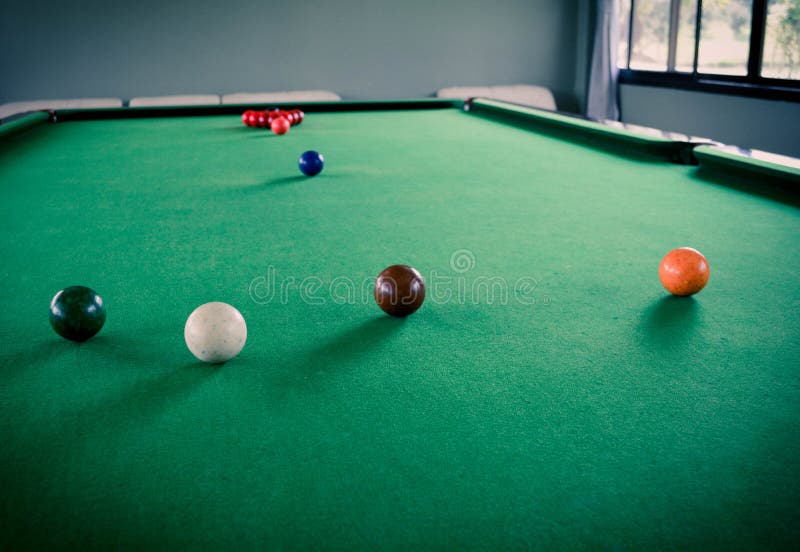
[586,0,620,121]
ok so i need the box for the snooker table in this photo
[1,99,799,550]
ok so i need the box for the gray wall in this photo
[572,0,592,113]
[1,0,580,107]
[619,86,800,158]
[4,0,796,157]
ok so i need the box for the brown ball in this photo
[374,265,426,317]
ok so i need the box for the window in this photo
[618,0,800,100]
[763,0,800,78]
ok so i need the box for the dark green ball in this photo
[49,286,106,342]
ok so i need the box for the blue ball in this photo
[299,150,324,176]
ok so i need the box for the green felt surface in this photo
[1,107,800,550]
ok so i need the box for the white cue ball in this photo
[184,302,247,364]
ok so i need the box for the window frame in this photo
[618,0,800,102]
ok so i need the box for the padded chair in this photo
[221,90,341,104]
[435,84,557,111]
[0,98,123,121]
[128,94,220,107]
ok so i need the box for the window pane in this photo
[675,0,699,71]
[630,0,671,70]
[697,0,753,75]
[618,0,632,68]
[762,0,800,79]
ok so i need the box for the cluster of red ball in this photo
[242,108,305,135]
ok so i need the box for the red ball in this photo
[256,111,268,128]
[270,116,291,135]
[659,247,710,296]
[296,110,304,124]
[242,110,253,126]
[246,111,259,127]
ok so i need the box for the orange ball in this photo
[659,247,710,296]
[270,116,291,135]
